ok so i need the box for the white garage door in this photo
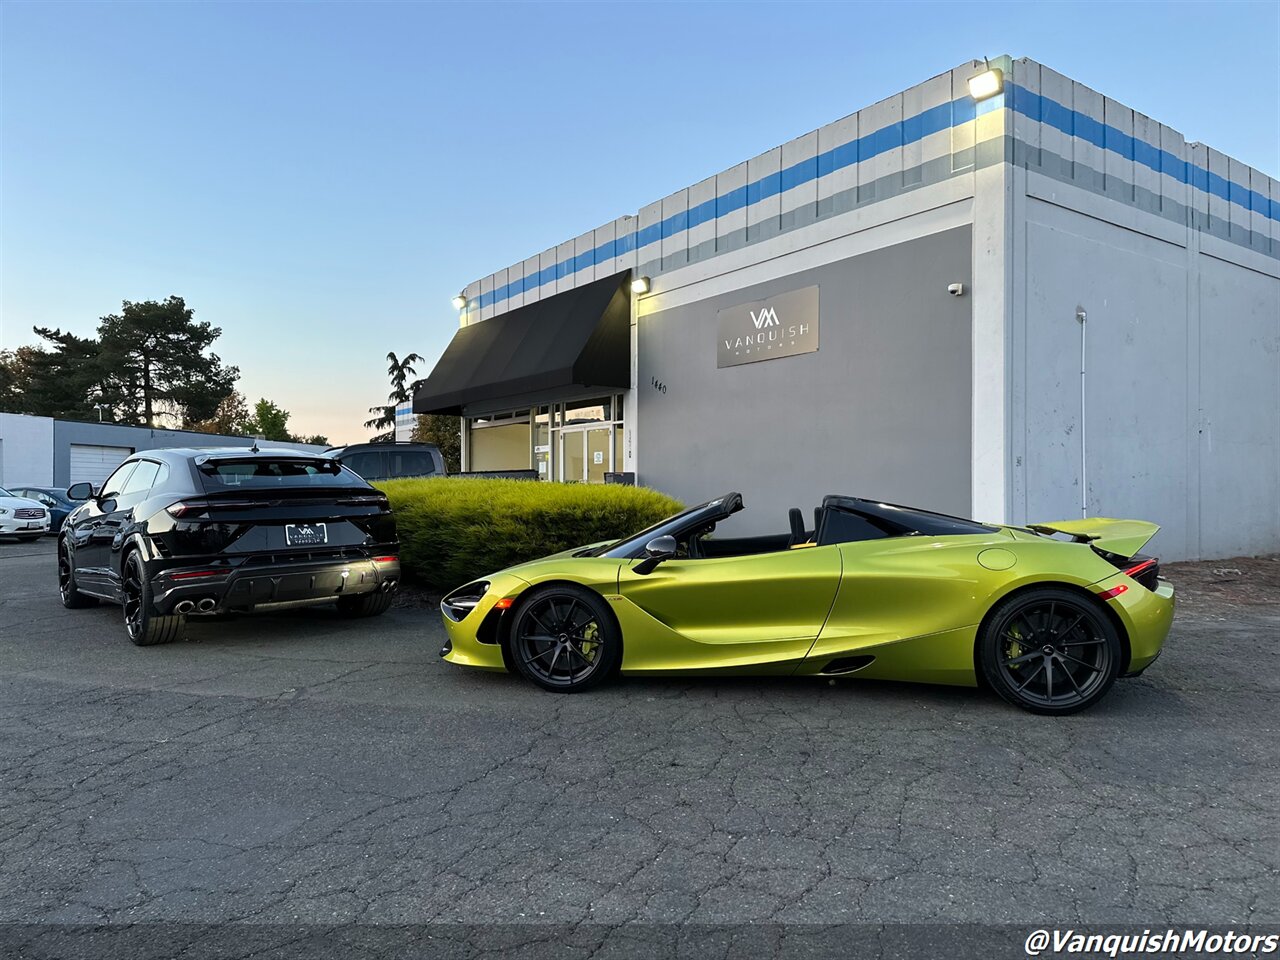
[69,444,133,487]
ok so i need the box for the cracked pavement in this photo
[1,538,1277,935]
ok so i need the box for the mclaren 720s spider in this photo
[439,493,1174,714]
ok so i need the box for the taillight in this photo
[166,500,210,519]
[372,556,398,564]
[1097,584,1129,601]
[169,569,224,581]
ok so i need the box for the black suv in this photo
[325,442,446,482]
[59,448,400,645]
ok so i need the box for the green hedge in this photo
[377,478,683,590]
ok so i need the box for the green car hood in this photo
[1026,518,1160,558]
[493,540,616,579]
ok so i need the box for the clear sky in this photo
[3,0,1277,444]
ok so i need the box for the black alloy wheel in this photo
[508,586,621,692]
[58,539,97,609]
[979,587,1122,715]
[121,552,185,646]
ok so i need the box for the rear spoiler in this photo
[1026,518,1160,559]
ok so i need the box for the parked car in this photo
[439,492,1174,715]
[325,442,446,482]
[0,486,51,541]
[7,486,75,533]
[58,447,400,645]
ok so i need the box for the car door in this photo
[67,460,138,586]
[97,459,164,587]
[615,545,843,671]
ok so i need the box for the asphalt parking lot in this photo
[1,537,1277,942]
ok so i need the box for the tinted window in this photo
[342,452,385,479]
[817,509,893,546]
[120,461,161,497]
[99,462,137,499]
[387,451,435,478]
[199,459,367,489]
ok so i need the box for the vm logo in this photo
[750,306,780,329]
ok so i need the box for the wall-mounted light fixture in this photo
[451,294,467,310]
[967,62,1004,102]
[630,276,651,295]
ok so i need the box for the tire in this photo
[58,538,98,609]
[336,589,395,618]
[121,551,185,646]
[978,586,1122,715]
[507,585,621,693]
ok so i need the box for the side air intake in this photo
[821,656,875,675]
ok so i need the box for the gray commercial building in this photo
[415,55,1280,560]
[0,413,326,489]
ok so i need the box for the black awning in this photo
[413,271,631,416]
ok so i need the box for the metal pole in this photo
[1077,306,1087,518]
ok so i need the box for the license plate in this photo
[23,522,42,530]
[285,523,327,546]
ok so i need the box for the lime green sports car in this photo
[439,493,1174,714]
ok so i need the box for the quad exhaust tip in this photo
[174,600,195,614]
[197,598,217,612]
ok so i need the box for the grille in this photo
[14,508,45,519]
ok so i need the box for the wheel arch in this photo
[972,580,1132,682]
[502,578,625,672]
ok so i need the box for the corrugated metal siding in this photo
[459,55,1277,325]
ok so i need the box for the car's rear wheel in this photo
[336,589,395,618]
[58,539,97,609]
[122,551,184,646]
[508,585,621,693]
[979,587,1122,715]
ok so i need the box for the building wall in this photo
[0,414,55,487]
[1007,61,1280,560]
[637,227,973,533]
[0,417,329,489]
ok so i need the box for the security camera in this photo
[947,283,965,297]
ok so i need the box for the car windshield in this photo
[198,458,368,489]
[0,487,13,497]
[588,496,735,558]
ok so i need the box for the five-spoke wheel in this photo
[979,587,1122,714]
[508,585,621,692]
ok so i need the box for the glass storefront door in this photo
[558,424,616,482]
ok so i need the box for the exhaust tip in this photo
[197,598,217,612]
[175,600,195,614]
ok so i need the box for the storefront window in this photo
[467,395,624,482]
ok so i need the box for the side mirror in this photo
[633,535,677,576]
[67,482,94,501]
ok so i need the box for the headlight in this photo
[0,508,9,516]
[441,581,490,621]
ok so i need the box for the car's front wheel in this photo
[122,551,185,646]
[508,585,621,693]
[58,539,97,609]
[978,586,1122,715]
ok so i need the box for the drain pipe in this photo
[1077,306,1088,518]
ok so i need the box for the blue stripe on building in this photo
[474,83,1275,313]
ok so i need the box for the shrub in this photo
[377,478,683,590]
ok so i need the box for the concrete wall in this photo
[1011,177,1279,561]
[0,414,55,488]
[637,226,973,534]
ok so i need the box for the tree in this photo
[244,399,292,441]
[364,351,423,443]
[9,330,103,420]
[412,414,461,473]
[187,390,252,436]
[95,297,238,427]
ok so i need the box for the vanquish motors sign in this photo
[716,285,820,368]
